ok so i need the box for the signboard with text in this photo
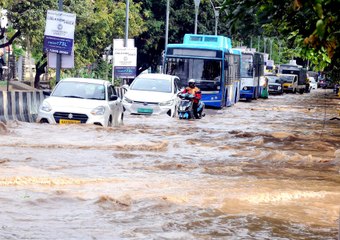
[43,10,76,55]
[113,47,137,79]
[114,66,137,78]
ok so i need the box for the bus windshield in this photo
[165,58,222,91]
[241,54,253,78]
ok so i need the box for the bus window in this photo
[241,54,253,78]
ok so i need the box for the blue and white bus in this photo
[164,34,241,108]
[236,49,265,101]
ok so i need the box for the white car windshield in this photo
[280,75,295,83]
[267,76,280,83]
[52,81,106,100]
[130,78,172,93]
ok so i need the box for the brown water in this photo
[0,89,339,239]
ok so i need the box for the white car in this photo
[309,77,318,90]
[37,78,124,127]
[122,73,181,117]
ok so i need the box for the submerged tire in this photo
[107,116,113,127]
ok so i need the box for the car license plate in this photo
[59,119,81,124]
[137,108,153,114]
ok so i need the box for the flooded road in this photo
[0,89,339,239]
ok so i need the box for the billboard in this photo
[43,10,76,55]
[112,39,137,79]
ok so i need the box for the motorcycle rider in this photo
[180,79,203,118]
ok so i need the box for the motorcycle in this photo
[177,93,205,119]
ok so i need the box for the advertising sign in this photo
[113,47,137,79]
[114,66,137,78]
[113,48,137,66]
[43,10,76,55]
[48,51,74,69]
[113,39,135,49]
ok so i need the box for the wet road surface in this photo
[0,89,339,239]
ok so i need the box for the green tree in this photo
[221,0,339,74]
[134,0,219,73]
[1,0,145,87]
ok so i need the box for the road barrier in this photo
[0,87,126,124]
[115,87,127,99]
[0,91,45,123]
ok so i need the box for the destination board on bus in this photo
[171,49,218,58]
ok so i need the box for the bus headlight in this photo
[243,87,248,90]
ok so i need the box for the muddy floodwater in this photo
[0,89,339,239]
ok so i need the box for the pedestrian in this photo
[0,50,5,81]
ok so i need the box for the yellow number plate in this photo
[59,119,81,124]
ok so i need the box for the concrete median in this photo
[0,87,125,124]
[0,91,45,123]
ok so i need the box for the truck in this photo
[278,63,307,94]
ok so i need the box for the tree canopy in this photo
[221,0,339,72]
[1,0,339,85]
[1,0,145,81]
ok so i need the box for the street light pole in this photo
[263,37,268,53]
[278,40,282,63]
[124,0,129,47]
[55,0,63,84]
[194,0,200,34]
[214,7,221,35]
[165,0,170,49]
[269,38,274,60]
[209,0,220,36]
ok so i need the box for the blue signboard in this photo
[44,10,76,55]
[114,66,136,79]
[43,36,73,55]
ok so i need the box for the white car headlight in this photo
[91,106,106,115]
[123,96,133,104]
[159,99,174,106]
[41,101,52,112]
[278,86,281,90]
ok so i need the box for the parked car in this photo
[321,79,335,89]
[266,75,283,94]
[309,77,318,90]
[318,76,325,88]
[278,74,298,93]
[37,78,124,127]
[122,73,181,117]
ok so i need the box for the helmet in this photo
[188,79,196,88]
